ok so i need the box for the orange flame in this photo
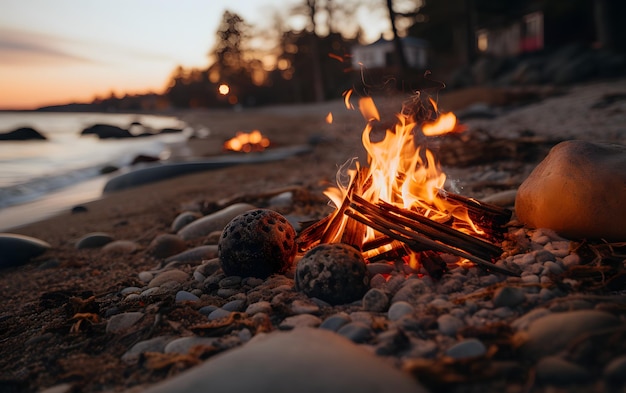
[323,93,478,268]
[326,112,333,124]
[422,97,463,136]
[224,130,270,152]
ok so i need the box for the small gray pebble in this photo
[75,232,113,249]
[138,271,153,283]
[279,314,322,329]
[171,211,201,232]
[319,313,351,332]
[219,276,242,288]
[445,338,487,359]
[388,301,414,321]
[222,299,246,312]
[492,286,525,308]
[121,287,142,296]
[121,336,173,364]
[337,322,373,343]
[106,312,144,334]
[217,288,240,298]
[175,290,199,303]
[164,336,219,354]
[208,308,232,321]
[198,305,218,316]
[245,301,272,315]
[362,288,389,313]
[291,299,320,315]
[437,314,464,336]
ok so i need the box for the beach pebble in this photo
[148,269,189,288]
[337,322,373,343]
[102,240,139,255]
[222,299,246,312]
[245,301,271,315]
[492,286,526,308]
[139,328,426,393]
[515,310,620,359]
[511,309,551,332]
[445,338,487,359]
[388,301,414,321]
[147,234,187,259]
[195,258,221,278]
[366,262,395,275]
[198,305,218,316]
[219,209,297,278]
[164,336,219,354]
[171,211,202,232]
[177,203,256,240]
[535,356,591,385]
[106,312,144,334]
[75,232,113,249]
[437,314,464,336]
[138,271,153,283]
[362,288,389,312]
[0,233,51,268]
[295,243,369,305]
[121,335,173,364]
[319,313,351,332]
[39,384,73,393]
[165,245,218,264]
[291,299,320,315]
[175,290,199,303]
[391,279,430,303]
[515,140,626,241]
[208,309,232,321]
[279,314,322,329]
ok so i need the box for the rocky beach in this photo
[1,79,626,393]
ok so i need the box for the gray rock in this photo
[175,291,200,303]
[177,203,256,240]
[75,232,113,249]
[164,336,219,354]
[604,355,626,384]
[121,336,173,364]
[437,314,464,336]
[106,312,144,334]
[245,301,271,315]
[138,271,153,283]
[171,211,202,232]
[388,301,414,321]
[0,233,51,268]
[222,299,246,312]
[218,275,241,288]
[492,286,526,308]
[515,310,620,360]
[198,305,218,316]
[291,299,320,315]
[366,262,395,275]
[139,328,427,393]
[39,384,73,393]
[147,234,187,259]
[148,269,189,288]
[362,288,389,312]
[101,240,139,255]
[535,356,591,385]
[445,338,487,359]
[208,308,232,321]
[319,313,351,332]
[337,322,373,343]
[391,279,430,303]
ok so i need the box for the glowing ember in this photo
[218,84,230,95]
[326,112,333,124]
[223,130,270,152]
[321,91,480,269]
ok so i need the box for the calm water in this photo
[0,112,188,210]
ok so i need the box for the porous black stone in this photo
[295,243,369,305]
[218,209,296,278]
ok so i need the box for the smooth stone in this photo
[437,314,464,336]
[175,291,200,303]
[515,310,620,359]
[120,287,142,296]
[198,305,218,316]
[75,232,113,249]
[171,211,202,232]
[195,258,222,277]
[445,338,487,359]
[366,262,395,275]
[604,355,626,384]
[148,234,187,259]
[139,328,427,393]
[106,312,144,334]
[336,322,373,343]
[492,286,526,308]
[535,356,591,385]
[319,313,351,332]
[102,240,139,255]
[0,233,51,268]
[141,287,162,298]
[388,301,414,321]
[165,245,218,264]
[177,203,256,240]
[515,140,626,241]
[245,301,272,315]
[291,300,320,315]
[208,308,232,321]
[164,336,219,354]
[222,299,246,312]
[121,336,173,364]
[138,271,153,283]
[391,280,430,303]
[218,275,241,288]
[362,288,389,312]
[279,314,322,329]
[148,269,189,288]
[39,384,73,393]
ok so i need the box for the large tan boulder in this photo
[515,140,626,241]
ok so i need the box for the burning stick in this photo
[344,207,518,276]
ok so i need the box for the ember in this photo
[223,130,270,152]
[297,91,514,277]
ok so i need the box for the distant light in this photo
[218,84,230,95]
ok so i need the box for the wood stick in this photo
[345,209,519,276]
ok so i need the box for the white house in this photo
[351,36,429,70]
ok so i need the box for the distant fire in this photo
[223,130,270,152]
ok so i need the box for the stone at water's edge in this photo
[0,233,51,268]
[136,328,427,393]
[177,203,256,240]
[515,140,626,241]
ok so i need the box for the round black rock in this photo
[295,243,369,305]
[218,209,296,278]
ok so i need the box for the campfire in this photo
[223,130,270,152]
[297,91,516,277]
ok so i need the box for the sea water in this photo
[0,111,188,215]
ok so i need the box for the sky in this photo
[0,0,391,110]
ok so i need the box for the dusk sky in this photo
[0,0,392,110]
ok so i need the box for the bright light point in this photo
[218,84,230,95]
[326,112,333,124]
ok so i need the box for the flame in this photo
[218,84,230,95]
[326,112,333,124]
[323,93,480,266]
[224,130,270,152]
